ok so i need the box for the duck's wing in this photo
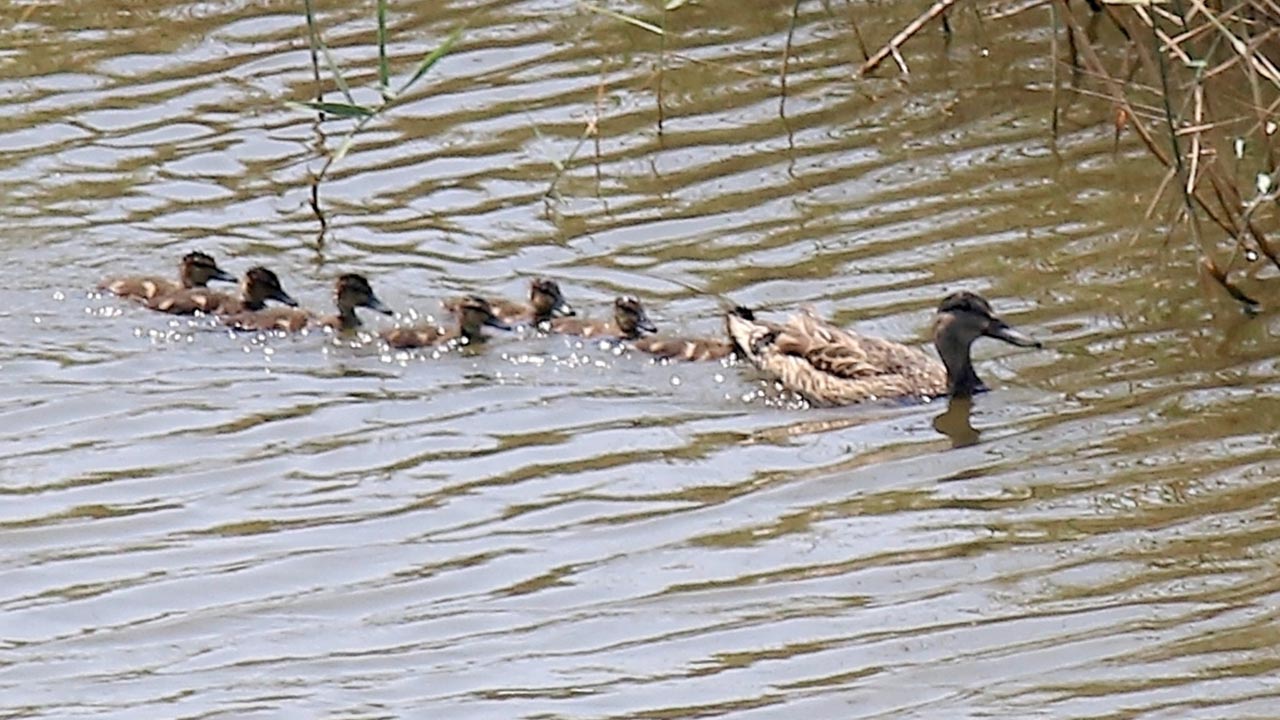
[776,311,933,380]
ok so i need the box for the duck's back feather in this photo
[728,309,948,405]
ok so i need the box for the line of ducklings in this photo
[100,251,1044,406]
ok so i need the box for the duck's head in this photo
[456,295,511,337]
[615,296,657,338]
[933,291,1040,396]
[242,267,298,308]
[181,251,236,287]
[530,278,575,320]
[336,273,393,317]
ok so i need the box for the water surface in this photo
[3,1,1279,718]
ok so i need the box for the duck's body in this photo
[382,295,509,349]
[99,251,235,302]
[148,266,297,316]
[550,296,657,341]
[450,278,574,327]
[632,335,737,362]
[725,292,1040,405]
[225,274,392,333]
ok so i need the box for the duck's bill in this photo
[366,295,394,315]
[273,290,299,307]
[485,316,513,331]
[985,320,1041,348]
[552,301,576,318]
[212,268,237,283]
[637,318,658,335]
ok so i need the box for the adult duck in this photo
[725,291,1041,405]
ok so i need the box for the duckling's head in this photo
[455,295,511,338]
[336,273,393,317]
[933,291,1040,396]
[242,267,298,308]
[181,251,236,287]
[615,296,657,338]
[530,278,575,320]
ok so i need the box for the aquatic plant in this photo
[298,0,462,246]
[863,1,1280,313]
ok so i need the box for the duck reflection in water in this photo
[933,395,980,448]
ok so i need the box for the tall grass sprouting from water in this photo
[1053,0,1280,313]
[863,1,1279,313]
[298,0,462,247]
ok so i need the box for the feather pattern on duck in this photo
[725,292,1040,405]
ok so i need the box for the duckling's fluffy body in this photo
[551,296,656,340]
[383,295,509,349]
[99,251,235,302]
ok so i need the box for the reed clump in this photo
[866,1,1280,312]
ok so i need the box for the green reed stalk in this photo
[296,3,464,245]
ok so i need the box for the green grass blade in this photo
[332,128,361,166]
[397,25,465,95]
[580,2,664,35]
[377,0,391,100]
[297,101,376,118]
[321,44,356,105]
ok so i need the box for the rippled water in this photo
[3,1,1280,717]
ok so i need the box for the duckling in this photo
[550,296,657,340]
[382,295,511,349]
[224,273,393,332]
[99,251,235,301]
[725,291,1041,405]
[632,306,766,361]
[447,277,575,327]
[632,335,737,361]
[148,266,297,315]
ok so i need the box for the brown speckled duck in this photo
[382,295,510,349]
[99,251,235,302]
[148,266,297,315]
[550,296,657,340]
[448,278,575,327]
[725,291,1041,405]
[224,273,393,332]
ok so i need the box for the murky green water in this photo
[3,1,1279,717]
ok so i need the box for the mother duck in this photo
[725,291,1041,405]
